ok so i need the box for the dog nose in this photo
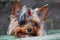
[27,28,32,32]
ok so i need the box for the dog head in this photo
[7,1,48,38]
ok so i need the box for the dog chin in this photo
[18,33,26,38]
[17,33,33,38]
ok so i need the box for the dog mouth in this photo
[17,31,37,38]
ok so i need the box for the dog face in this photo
[7,1,48,38]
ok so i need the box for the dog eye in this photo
[19,20,26,26]
[33,22,38,27]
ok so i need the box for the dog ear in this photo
[37,4,48,21]
[12,0,22,16]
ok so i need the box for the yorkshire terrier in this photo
[7,0,48,38]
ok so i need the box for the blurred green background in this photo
[0,0,60,35]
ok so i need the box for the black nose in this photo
[27,28,32,32]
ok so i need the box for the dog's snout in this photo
[27,28,32,32]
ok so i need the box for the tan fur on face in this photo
[7,0,48,38]
[12,21,40,37]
